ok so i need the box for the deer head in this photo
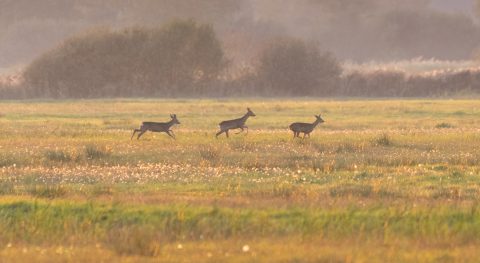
[247,108,256,117]
[170,114,181,124]
[315,115,325,123]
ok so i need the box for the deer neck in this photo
[167,119,176,128]
[312,119,321,127]
[241,113,250,123]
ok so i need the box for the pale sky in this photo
[431,0,474,13]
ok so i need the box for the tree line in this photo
[1,20,479,99]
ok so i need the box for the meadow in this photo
[0,99,479,262]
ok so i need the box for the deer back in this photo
[289,122,315,133]
[141,121,172,132]
[219,117,246,129]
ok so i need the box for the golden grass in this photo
[0,99,479,262]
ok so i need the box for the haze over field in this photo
[1,0,479,73]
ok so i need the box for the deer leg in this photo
[302,133,306,139]
[131,129,141,140]
[244,125,249,135]
[235,127,244,134]
[215,130,224,138]
[166,130,175,139]
[169,129,176,137]
[225,130,229,138]
[137,130,147,140]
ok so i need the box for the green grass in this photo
[1,200,479,247]
[0,98,480,262]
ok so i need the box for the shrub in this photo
[256,37,341,96]
[23,20,226,98]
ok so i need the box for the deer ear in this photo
[170,114,173,118]
[247,107,251,111]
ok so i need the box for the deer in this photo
[131,114,180,140]
[289,115,324,138]
[215,108,256,138]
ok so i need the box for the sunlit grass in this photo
[0,99,479,262]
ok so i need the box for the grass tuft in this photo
[27,185,67,199]
[44,149,72,162]
[85,144,110,160]
[0,181,15,195]
[372,133,393,147]
[199,145,221,164]
[329,184,373,197]
[435,122,454,129]
[105,225,160,256]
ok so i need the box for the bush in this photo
[17,18,480,98]
[255,37,341,96]
[23,20,226,98]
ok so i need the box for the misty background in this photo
[1,0,480,98]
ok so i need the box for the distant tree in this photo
[404,75,440,97]
[341,71,368,96]
[255,37,341,96]
[365,71,406,97]
[18,18,480,99]
[23,20,226,98]
[141,20,226,96]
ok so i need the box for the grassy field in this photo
[0,99,479,262]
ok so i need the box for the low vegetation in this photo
[0,99,479,262]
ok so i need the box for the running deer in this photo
[289,115,324,138]
[131,114,180,140]
[216,108,256,138]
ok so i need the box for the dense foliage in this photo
[22,20,226,98]
[255,38,341,96]
[1,19,479,99]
